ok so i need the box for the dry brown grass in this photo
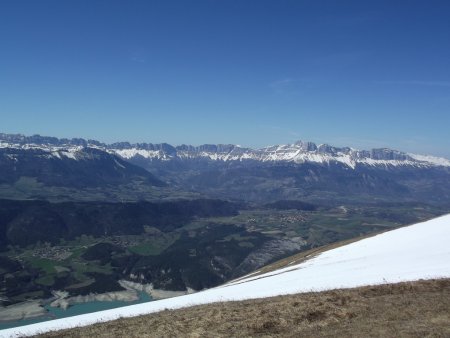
[37,279,450,338]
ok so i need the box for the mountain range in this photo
[2,132,449,168]
[1,132,449,205]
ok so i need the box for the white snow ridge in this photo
[1,214,450,337]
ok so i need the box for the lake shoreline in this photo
[0,280,194,330]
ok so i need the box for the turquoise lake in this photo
[0,292,152,330]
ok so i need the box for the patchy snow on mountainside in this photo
[2,214,449,337]
[112,148,172,161]
[0,141,84,161]
[408,153,450,167]
[2,133,450,168]
[102,144,450,168]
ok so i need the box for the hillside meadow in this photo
[37,279,450,338]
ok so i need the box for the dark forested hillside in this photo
[0,199,239,248]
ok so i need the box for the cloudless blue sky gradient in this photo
[1,0,449,157]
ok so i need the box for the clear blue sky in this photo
[1,1,449,157]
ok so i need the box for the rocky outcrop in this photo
[233,237,307,278]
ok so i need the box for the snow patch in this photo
[113,159,125,169]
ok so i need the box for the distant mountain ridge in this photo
[1,133,449,168]
[2,132,450,204]
[0,133,170,202]
[0,146,164,187]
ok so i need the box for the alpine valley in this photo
[1,132,449,328]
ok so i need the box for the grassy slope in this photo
[38,278,450,338]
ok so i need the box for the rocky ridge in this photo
[1,133,449,169]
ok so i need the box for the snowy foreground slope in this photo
[2,214,450,337]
